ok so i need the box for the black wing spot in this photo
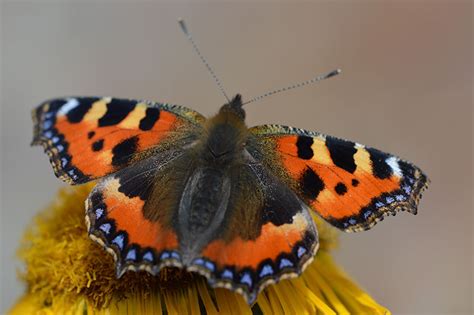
[98,99,136,127]
[112,136,139,167]
[139,107,160,131]
[87,131,95,139]
[92,139,104,152]
[366,148,392,179]
[296,136,314,160]
[300,167,325,200]
[326,137,357,174]
[352,179,359,187]
[334,182,347,195]
[66,98,98,123]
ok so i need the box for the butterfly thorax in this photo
[201,97,247,165]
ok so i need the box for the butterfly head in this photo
[218,94,245,121]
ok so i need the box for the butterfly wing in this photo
[249,125,429,232]
[184,163,318,304]
[32,97,204,184]
[86,149,186,276]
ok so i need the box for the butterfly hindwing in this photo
[250,125,429,232]
[32,97,204,184]
[86,151,186,276]
[184,163,318,304]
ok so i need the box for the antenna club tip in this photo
[326,69,342,79]
[178,18,188,34]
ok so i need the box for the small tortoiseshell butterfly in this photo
[32,20,429,304]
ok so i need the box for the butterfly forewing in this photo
[32,97,204,184]
[250,124,429,232]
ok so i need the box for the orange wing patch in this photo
[100,178,178,250]
[202,213,310,270]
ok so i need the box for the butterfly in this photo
[31,93,428,304]
[31,21,428,305]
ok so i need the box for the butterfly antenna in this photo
[242,69,341,106]
[178,19,231,103]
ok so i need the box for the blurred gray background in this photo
[1,2,472,314]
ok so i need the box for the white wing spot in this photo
[386,156,402,177]
[58,98,79,115]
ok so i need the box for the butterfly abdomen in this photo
[188,168,228,233]
[178,166,231,264]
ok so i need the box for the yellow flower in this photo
[9,185,390,314]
